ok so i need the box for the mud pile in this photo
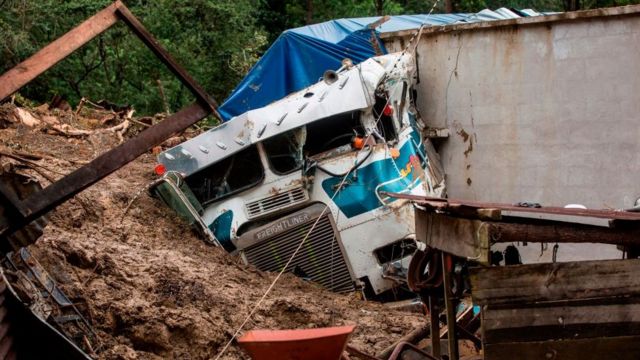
[0,103,426,359]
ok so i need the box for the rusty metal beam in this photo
[0,0,222,121]
[0,2,221,240]
[3,103,209,234]
[0,1,122,101]
[114,5,221,119]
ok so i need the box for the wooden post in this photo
[429,296,441,358]
[442,252,459,360]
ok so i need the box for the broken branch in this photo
[0,150,67,177]
[129,117,152,128]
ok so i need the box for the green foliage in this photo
[2,0,639,114]
[259,0,409,42]
[0,0,266,114]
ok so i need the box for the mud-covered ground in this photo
[0,104,429,359]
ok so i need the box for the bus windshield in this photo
[185,145,263,205]
[262,128,306,174]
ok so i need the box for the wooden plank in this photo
[482,303,640,343]
[442,252,459,360]
[415,210,489,264]
[485,322,640,344]
[484,335,640,360]
[470,259,640,306]
[487,221,640,247]
[0,1,121,101]
[484,303,640,330]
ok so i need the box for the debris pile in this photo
[0,103,426,359]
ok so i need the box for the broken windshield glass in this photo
[263,128,306,174]
[185,145,263,205]
[304,111,362,157]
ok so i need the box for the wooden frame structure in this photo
[387,192,640,360]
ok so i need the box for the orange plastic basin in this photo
[237,325,356,360]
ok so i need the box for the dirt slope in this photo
[0,104,426,359]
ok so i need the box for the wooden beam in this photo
[484,335,640,360]
[428,296,441,358]
[415,210,490,264]
[483,303,640,343]
[470,259,640,306]
[442,252,459,360]
[487,221,640,246]
[0,1,121,101]
[415,210,640,265]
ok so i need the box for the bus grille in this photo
[243,212,355,293]
[245,187,308,219]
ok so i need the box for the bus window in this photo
[304,111,362,156]
[185,145,264,205]
[373,93,397,142]
[263,128,306,175]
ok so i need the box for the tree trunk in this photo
[306,0,313,24]
[564,0,581,11]
[445,0,454,13]
[375,0,384,15]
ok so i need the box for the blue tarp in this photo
[218,9,542,121]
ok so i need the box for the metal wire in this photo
[213,2,441,357]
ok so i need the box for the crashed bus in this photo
[152,53,445,297]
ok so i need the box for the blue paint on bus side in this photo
[209,210,235,252]
[321,138,424,218]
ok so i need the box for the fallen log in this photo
[48,123,93,137]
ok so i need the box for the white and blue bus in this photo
[152,53,445,298]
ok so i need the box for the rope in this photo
[213,2,441,357]
[213,172,352,360]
